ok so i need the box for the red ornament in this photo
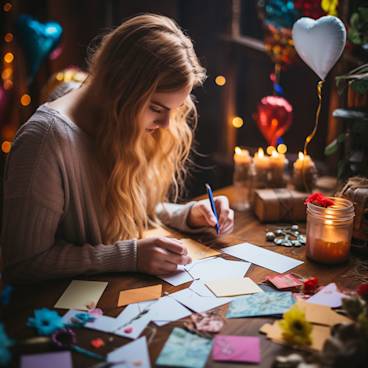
[256,96,293,146]
[303,276,319,294]
[305,192,335,208]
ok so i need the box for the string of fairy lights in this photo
[1,1,32,154]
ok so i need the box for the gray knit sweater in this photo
[1,105,198,283]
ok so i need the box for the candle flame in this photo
[235,146,241,154]
[298,152,304,160]
[271,150,278,158]
[257,147,264,158]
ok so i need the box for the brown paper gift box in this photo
[253,188,308,222]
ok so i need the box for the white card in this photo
[307,283,344,308]
[86,315,118,333]
[108,336,151,368]
[158,265,194,286]
[223,243,303,273]
[185,257,251,282]
[62,309,119,333]
[113,303,152,339]
[149,296,192,326]
[171,280,232,313]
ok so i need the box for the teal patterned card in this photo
[226,291,295,318]
[156,327,212,368]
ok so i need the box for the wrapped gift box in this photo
[253,188,308,222]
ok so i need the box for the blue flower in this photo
[27,308,64,336]
[0,323,14,366]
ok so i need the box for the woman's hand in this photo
[136,237,192,275]
[187,195,234,235]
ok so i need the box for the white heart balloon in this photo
[292,16,346,80]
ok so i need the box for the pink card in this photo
[266,273,303,289]
[212,335,261,363]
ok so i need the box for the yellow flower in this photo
[321,0,339,16]
[279,305,313,347]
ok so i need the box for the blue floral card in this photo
[226,291,295,318]
[156,327,212,368]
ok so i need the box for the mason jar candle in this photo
[306,197,355,264]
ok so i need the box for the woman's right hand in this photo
[136,237,192,275]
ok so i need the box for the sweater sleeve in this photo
[1,117,137,284]
[155,201,208,234]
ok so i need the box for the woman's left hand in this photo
[187,195,234,235]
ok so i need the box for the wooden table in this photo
[2,185,365,367]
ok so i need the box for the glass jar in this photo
[233,161,253,211]
[306,197,355,264]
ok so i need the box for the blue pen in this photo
[205,183,220,235]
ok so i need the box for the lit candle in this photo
[253,147,269,170]
[269,150,287,188]
[253,148,269,188]
[293,152,317,192]
[234,146,251,165]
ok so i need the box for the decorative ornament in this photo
[16,14,63,81]
[265,225,305,247]
[256,96,293,147]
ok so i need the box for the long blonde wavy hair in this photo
[87,14,207,243]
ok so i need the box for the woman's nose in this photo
[157,112,170,128]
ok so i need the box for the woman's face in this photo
[140,85,192,133]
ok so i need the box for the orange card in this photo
[297,299,351,326]
[260,321,330,351]
[117,284,162,307]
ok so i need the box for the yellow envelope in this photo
[118,284,162,307]
[297,299,351,326]
[260,321,331,351]
[205,277,263,297]
[181,238,221,260]
[55,280,108,310]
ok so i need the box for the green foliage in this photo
[349,7,368,45]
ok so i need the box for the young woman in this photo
[1,14,234,283]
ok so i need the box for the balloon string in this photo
[304,80,324,155]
